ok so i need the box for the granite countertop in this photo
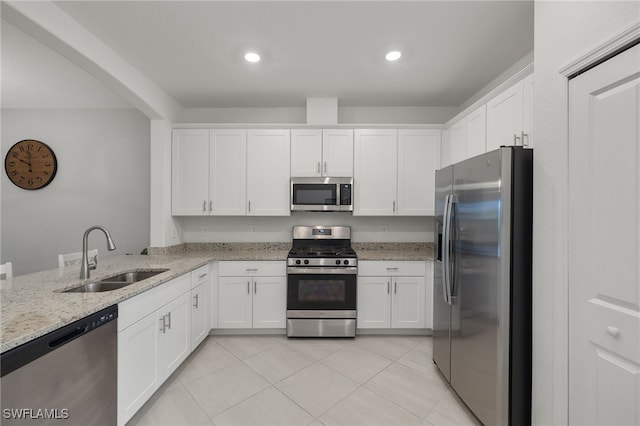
[1,242,433,353]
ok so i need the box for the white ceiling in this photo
[2,1,534,110]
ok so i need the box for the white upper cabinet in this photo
[172,129,246,216]
[466,105,487,159]
[354,129,398,216]
[172,129,210,215]
[397,129,441,216]
[322,129,354,176]
[290,129,353,177]
[486,74,533,151]
[449,119,468,165]
[210,130,247,215]
[246,129,291,216]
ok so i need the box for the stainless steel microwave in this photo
[290,177,353,212]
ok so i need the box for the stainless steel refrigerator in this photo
[433,146,532,426]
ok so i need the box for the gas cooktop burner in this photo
[287,225,357,267]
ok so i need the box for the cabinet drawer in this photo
[191,264,210,289]
[358,261,425,277]
[118,273,191,332]
[218,261,285,277]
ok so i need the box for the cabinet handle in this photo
[203,200,206,212]
[393,201,396,212]
[209,201,213,212]
[324,161,327,174]
[317,162,321,174]
[193,294,199,308]
[386,267,398,271]
[387,281,390,294]
[606,326,620,338]
[248,200,251,213]
[254,281,257,293]
[247,281,250,294]
[245,268,258,272]
[514,134,521,145]
[521,131,529,147]
[198,273,208,279]
[159,317,166,333]
[166,312,172,330]
[394,281,397,294]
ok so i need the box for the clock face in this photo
[5,140,58,190]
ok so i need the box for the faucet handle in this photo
[89,254,98,271]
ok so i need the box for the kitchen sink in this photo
[62,269,169,293]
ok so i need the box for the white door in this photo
[210,129,246,215]
[291,129,322,177]
[218,276,252,328]
[357,276,391,328]
[486,81,524,152]
[246,129,291,216]
[466,105,487,158]
[322,129,354,177]
[391,276,426,328]
[353,129,398,216]
[397,129,440,216]
[568,43,640,425]
[171,129,209,215]
[252,276,286,328]
[158,292,191,382]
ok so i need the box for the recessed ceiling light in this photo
[385,50,402,61]
[244,52,261,63]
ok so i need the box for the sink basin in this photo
[62,269,169,293]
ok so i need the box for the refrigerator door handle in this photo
[442,194,452,305]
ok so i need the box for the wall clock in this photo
[5,139,58,190]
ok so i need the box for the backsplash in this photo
[172,215,434,244]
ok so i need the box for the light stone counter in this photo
[1,241,430,353]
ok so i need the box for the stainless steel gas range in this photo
[286,226,357,337]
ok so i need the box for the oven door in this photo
[287,267,357,316]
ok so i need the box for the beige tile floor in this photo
[127,335,481,426]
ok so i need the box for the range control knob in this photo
[295,259,301,265]
[304,259,309,265]
[336,260,341,265]
[343,260,349,265]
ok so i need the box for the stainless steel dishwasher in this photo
[1,305,118,425]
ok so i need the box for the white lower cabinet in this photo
[190,264,211,349]
[357,261,427,329]
[218,261,286,329]
[117,263,213,426]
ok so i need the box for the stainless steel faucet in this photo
[80,225,116,280]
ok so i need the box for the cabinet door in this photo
[441,128,451,168]
[353,129,398,216]
[391,276,426,329]
[218,276,252,328]
[357,276,391,328]
[291,129,322,177]
[172,129,209,215]
[210,129,246,215]
[486,81,524,152]
[522,74,534,148]
[118,312,161,426]
[159,292,191,382]
[322,129,354,177]
[425,261,434,330]
[191,282,210,349]
[449,119,468,164]
[466,105,487,158]
[397,129,440,216]
[247,129,291,216]
[252,276,286,328]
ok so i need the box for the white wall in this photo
[532,2,640,425]
[1,109,151,276]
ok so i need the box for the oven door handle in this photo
[287,267,358,275]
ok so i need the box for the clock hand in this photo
[19,159,32,167]
[26,150,32,172]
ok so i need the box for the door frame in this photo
[544,22,640,425]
